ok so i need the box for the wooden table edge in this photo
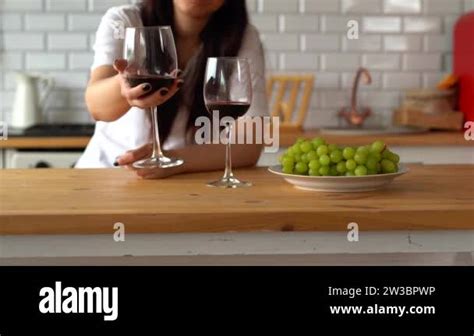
[1,209,473,235]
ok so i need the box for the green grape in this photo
[370,140,386,154]
[309,160,321,171]
[282,156,294,167]
[328,144,338,153]
[311,137,326,149]
[286,138,400,178]
[307,151,318,161]
[317,145,329,156]
[381,159,396,174]
[346,159,357,171]
[300,141,313,153]
[301,153,309,163]
[366,157,378,170]
[354,152,368,165]
[282,166,293,174]
[282,164,294,172]
[292,144,302,155]
[295,162,309,175]
[355,165,368,176]
[367,169,377,175]
[296,137,306,144]
[319,154,331,166]
[336,161,347,174]
[343,147,355,160]
[308,168,319,176]
[283,164,294,173]
[356,146,369,156]
[319,166,330,176]
[376,162,382,173]
[382,150,399,163]
[388,152,400,164]
[330,150,343,163]
[368,152,382,162]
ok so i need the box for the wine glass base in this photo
[133,157,184,169]
[207,176,252,189]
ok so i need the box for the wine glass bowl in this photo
[204,57,253,188]
[123,26,183,169]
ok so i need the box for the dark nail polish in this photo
[159,89,169,96]
[113,161,119,167]
[177,81,184,89]
[142,83,152,92]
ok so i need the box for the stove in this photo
[2,124,95,169]
[7,124,95,137]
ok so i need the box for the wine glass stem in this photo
[150,106,164,159]
[223,123,234,179]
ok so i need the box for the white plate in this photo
[268,165,409,192]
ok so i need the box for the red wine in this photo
[206,102,251,119]
[126,75,175,95]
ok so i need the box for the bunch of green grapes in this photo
[279,137,400,177]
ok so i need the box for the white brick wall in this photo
[0,0,473,127]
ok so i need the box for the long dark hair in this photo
[140,0,249,143]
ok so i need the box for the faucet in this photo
[338,67,372,127]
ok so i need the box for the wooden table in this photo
[1,165,473,235]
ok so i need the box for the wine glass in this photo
[123,26,184,169]
[204,57,253,188]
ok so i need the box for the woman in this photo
[76,0,268,179]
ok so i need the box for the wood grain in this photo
[0,137,91,149]
[267,74,314,131]
[1,131,470,150]
[0,165,473,235]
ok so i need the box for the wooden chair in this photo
[266,74,315,131]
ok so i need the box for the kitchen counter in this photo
[1,164,473,235]
[0,130,469,149]
[0,136,91,149]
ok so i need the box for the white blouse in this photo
[76,4,268,168]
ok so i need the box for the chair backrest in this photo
[266,74,315,131]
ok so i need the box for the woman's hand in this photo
[115,143,183,179]
[113,59,183,110]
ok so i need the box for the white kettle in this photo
[11,73,55,130]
